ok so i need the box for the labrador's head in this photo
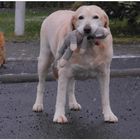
[72,5,109,36]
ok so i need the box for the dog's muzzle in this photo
[84,25,91,34]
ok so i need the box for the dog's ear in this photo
[71,15,77,30]
[101,11,109,28]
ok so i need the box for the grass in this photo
[0,11,15,40]
[0,9,47,42]
[110,18,140,44]
[0,9,140,43]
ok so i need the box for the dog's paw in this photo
[32,103,43,112]
[104,111,118,123]
[53,114,68,124]
[69,103,82,111]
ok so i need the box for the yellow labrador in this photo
[33,5,118,124]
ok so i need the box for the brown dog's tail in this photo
[0,32,6,66]
[0,32,5,47]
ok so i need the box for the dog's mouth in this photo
[87,35,94,40]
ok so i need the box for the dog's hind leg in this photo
[33,34,53,112]
[68,78,81,111]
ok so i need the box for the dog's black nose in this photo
[84,25,91,34]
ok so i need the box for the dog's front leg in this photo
[98,67,118,122]
[53,72,69,123]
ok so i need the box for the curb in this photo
[0,72,55,83]
[0,68,140,83]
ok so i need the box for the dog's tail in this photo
[0,32,6,67]
[0,32,5,47]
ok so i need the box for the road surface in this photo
[0,42,140,138]
[0,76,140,138]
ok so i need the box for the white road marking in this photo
[113,55,140,59]
[6,57,38,62]
[6,55,140,62]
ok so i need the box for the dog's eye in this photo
[78,15,84,20]
[93,15,99,19]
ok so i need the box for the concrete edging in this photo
[0,68,140,83]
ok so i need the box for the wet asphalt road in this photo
[0,57,140,138]
[0,77,140,139]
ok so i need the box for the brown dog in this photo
[0,32,5,67]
